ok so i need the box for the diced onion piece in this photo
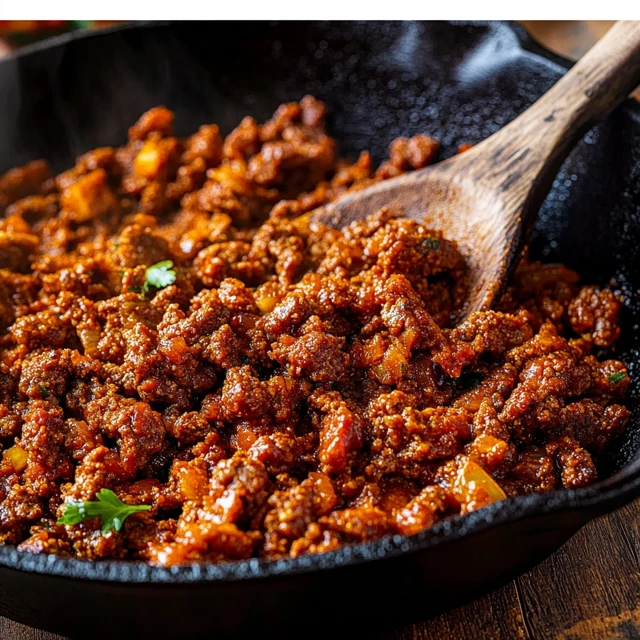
[361,333,386,367]
[60,169,116,223]
[134,140,168,179]
[371,341,408,385]
[3,445,28,473]
[176,463,208,502]
[78,326,101,355]
[400,326,420,351]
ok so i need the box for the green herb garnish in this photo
[128,260,177,300]
[125,261,177,300]
[57,488,151,533]
[39,384,50,398]
[144,260,177,292]
[608,371,627,384]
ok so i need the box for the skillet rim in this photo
[0,20,638,584]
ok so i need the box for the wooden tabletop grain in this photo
[2,497,638,640]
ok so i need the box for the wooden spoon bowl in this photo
[313,21,640,322]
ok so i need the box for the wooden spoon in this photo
[313,20,640,322]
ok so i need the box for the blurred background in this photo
[520,20,615,58]
[0,20,614,58]
[0,21,121,56]
[0,21,637,99]
[0,20,615,57]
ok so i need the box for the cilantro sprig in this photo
[145,260,177,291]
[57,488,151,533]
[608,371,628,384]
[128,260,177,300]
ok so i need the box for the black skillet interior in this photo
[0,21,639,639]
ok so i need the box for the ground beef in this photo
[0,98,630,566]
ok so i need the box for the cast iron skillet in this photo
[0,21,639,639]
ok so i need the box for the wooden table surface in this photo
[2,496,638,639]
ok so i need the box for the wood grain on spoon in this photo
[313,20,640,322]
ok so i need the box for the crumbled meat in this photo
[0,99,630,566]
[568,286,621,347]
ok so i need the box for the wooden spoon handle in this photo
[465,20,640,218]
[522,21,640,140]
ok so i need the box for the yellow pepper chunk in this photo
[3,445,28,473]
[256,295,278,314]
[453,455,507,514]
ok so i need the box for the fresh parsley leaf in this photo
[125,261,177,301]
[39,384,50,398]
[608,371,627,384]
[144,260,177,292]
[57,488,151,533]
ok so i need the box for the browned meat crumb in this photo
[0,97,630,566]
